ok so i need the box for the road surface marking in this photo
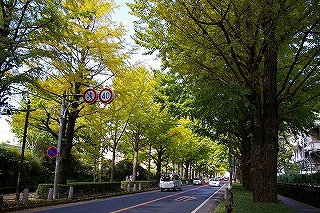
[191,183,227,213]
[110,186,204,213]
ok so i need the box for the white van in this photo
[159,173,182,192]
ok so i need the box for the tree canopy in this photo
[129,0,320,202]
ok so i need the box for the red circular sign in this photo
[47,146,58,159]
[83,89,97,104]
[99,88,114,104]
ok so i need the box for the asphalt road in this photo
[14,184,226,213]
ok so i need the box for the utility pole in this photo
[15,100,31,201]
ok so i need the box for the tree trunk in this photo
[58,119,75,184]
[251,116,278,202]
[179,163,183,178]
[110,146,116,182]
[57,91,80,184]
[239,159,252,191]
[184,162,190,180]
[147,144,151,181]
[132,149,139,181]
[155,146,163,181]
[250,23,279,202]
[155,159,161,181]
[239,138,252,191]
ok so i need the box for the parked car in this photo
[159,173,182,192]
[192,177,204,185]
[208,178,220,187]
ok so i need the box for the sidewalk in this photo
[278,195,320,213]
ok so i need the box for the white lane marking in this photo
[191,183,227,213]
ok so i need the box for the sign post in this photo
[53,92,66,199]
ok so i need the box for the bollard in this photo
[138,183,142,191]
[22,188,29,203]
[0,195,3,205]
[133,184,136,191]
[68,187,74,199]
[48,188,53,200]
[127,183,130,192]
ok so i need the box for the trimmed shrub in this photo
[277,172,320,186]
[37,182,122,199]
[121,180,158,190]
[277,183,320,208]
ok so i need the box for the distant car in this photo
[159,173,182,192]
[192,177,204,185]
[208,178,220,187]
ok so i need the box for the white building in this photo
[294,127,320,173]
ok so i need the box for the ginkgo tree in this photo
[144,106,177,181]
[11,0,126,184]
[129,0,320,203]
[166,118,211,179]
[117,65,159,181]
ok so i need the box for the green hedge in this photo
[121,180,158,190]
[277,172,320,186]
[37,182,122,199]
[277,183,320,208]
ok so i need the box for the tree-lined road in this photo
[16,184,226,213]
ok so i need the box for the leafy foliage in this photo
[0,144,46,186]
[114,159,147,181]
[0,0,60,106]
[129,0,320,202]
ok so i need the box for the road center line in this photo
[109,186,204,213]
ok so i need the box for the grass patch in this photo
[215,183,294,213]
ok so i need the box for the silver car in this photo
[159,173,183,192]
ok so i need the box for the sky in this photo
[0,0,161,144]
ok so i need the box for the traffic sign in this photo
[47,146,58,159]
[83,89,97,104]
[99,88,114,104]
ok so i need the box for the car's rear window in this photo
[161,176,171,181]
[160,174,173,181]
